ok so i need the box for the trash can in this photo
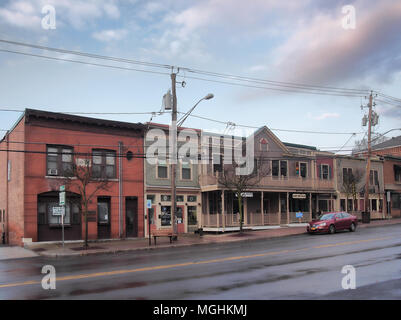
[362,211,371,224]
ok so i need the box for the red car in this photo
[307,212,358,234]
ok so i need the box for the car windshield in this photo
[319,213,336,220]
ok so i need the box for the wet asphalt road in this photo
[0,224,400,300]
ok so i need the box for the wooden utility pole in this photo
[364,92,373,219]
[170,72,178,235]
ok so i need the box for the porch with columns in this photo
[201,190,318,230]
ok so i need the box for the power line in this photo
[0,39,372,98]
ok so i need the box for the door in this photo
[98,198,111,239]
[126,197,138,238]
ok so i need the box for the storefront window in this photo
[161,206,171,226]
[188,206,197,225]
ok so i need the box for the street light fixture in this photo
[177,93,214,128]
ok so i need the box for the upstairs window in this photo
[320,164,331,180]
[394,165,401,182]
[181,161,192,180]
[47,145,73,176]
[157,159,168,179]
[369,170,379,186]
[92,149,116,179]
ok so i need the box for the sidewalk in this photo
[23,218,401,258]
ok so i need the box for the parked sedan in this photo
[307,212,358,234]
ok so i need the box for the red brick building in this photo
[0,109,145,246]
[370,136,401,218]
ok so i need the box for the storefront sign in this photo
[292,193,306,199]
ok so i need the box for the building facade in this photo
[199,126,337,231]
[335,155,385,220]
[144,123,202,235]
[0,109,145,246]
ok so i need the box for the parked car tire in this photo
[349,223,356,232]
[329,225,336,234]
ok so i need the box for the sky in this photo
[0,0,400,153]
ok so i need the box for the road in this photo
[0,224,400,300]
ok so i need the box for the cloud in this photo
[92,29,128,42]
[272,0,401,85]
[308,112,340,121]
[0,0,121,30]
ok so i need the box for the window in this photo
[272,160,287,177]
[47,145,73,176]
[97,199,110,224]
[213,154,222,173]
[343,168,353,183]
[188,206,197,225]
[92,149,116,179]
[371,199,377,211]
[157,160,168,179]
[176,195,184,202]
[161,206,171,226]
[161,195,171,202]
[370,170,379,186]
[296,162,307,178]
[395,165,401,182]
[340,199,346,211]
[272,160,279,176]
[187,195,197,202]
[392,193,401,209]
[147,194,155,204]
[347,199,353,211]
[181,161,191,180]
[320,164,330,180]
[280,161,287,177]
[38,200,79,226]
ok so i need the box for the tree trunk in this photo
[84,201,89,249]
[238,194,243,233]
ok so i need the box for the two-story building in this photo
[0,109,145,246]
[144,123,202,234]
[335,155,385,220]
[199,126,337,231]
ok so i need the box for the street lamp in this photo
[177,94,214,128]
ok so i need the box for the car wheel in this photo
[329,225,336,234]
[349,222,356,232]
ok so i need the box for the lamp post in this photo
[170,78,214,236]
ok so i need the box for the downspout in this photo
[5,131,9,244]
[119,141,123,238]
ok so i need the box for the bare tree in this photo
[341,168,364,212]
[52,157,110,249]
[217,157,269,233]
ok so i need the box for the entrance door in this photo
[98,198,111,239]
[126,197,138,237]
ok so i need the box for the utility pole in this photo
[363,92,373,222]
[170,71,178,235]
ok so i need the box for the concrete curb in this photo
[33,219,401,258]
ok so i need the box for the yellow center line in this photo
[0,235,396,289]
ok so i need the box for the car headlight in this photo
[318,222,327,227]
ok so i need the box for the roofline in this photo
[24,108,146,132]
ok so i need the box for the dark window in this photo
[347,199,353,211]
[213,154,222,173]
[157,160,168,179]
[187,195,197,202]
[92,149,116,179]
[343,168,352,183]
[391,193,401,209]
[272,160,279,176]
[395,165,401,182]
[340,199,346,211]
[176,195,184,202]
[371,199,377,211]
[161,206,171,226]
[47,146,73,176]
[321,164,330,180]
[147,194,155,204]
[161,195,171,202]
[280,161,287,177]
[188,206,197,225]
[181,162,191,180]
[300,162,307,178]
